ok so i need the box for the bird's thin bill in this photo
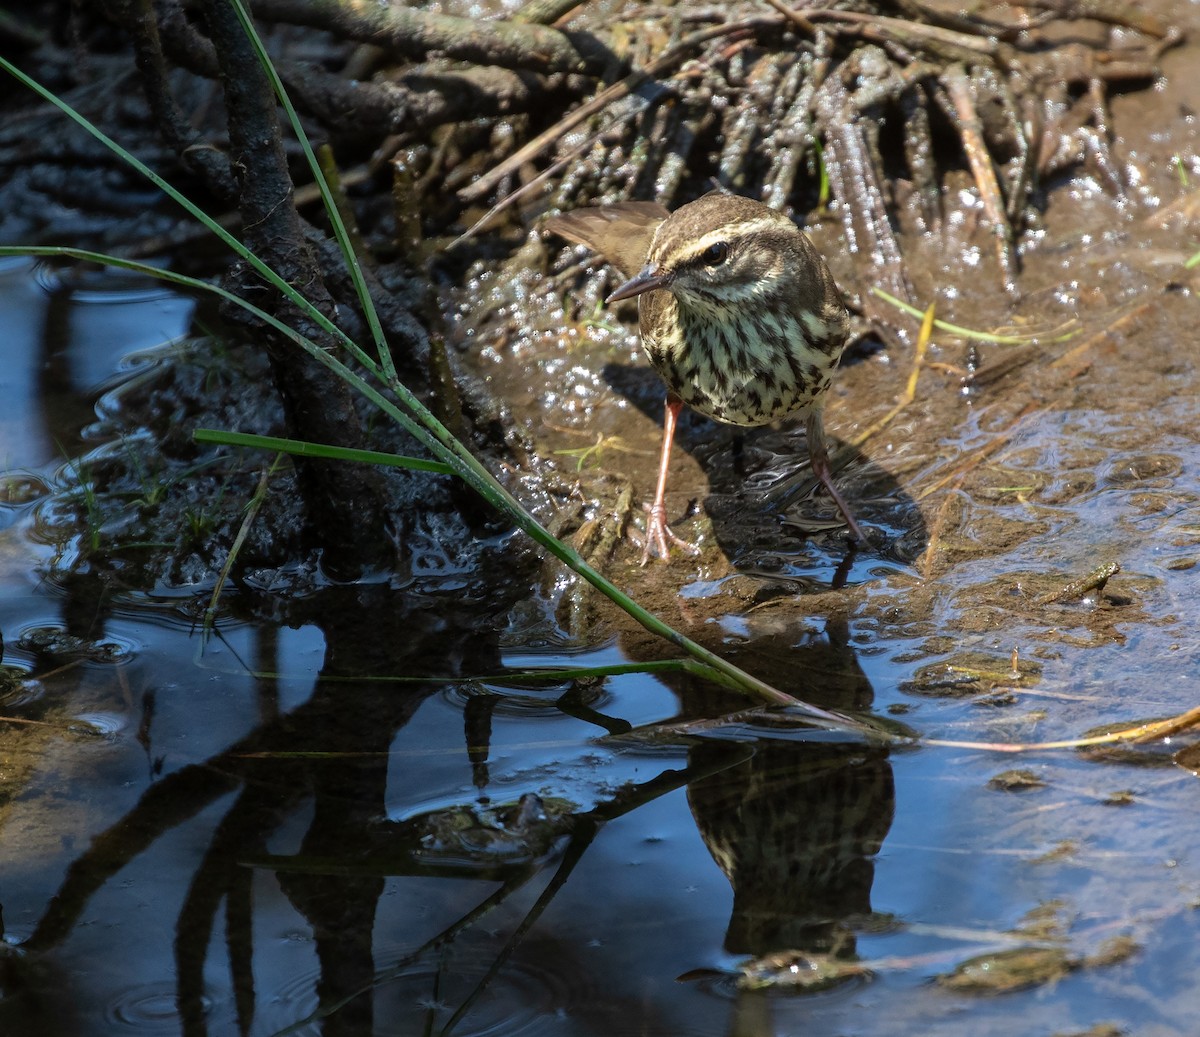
[606,265,671,303]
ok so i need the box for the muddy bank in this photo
[424,6,1200,755]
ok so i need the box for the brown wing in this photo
[543,201,668,279]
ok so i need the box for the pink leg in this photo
[806,411,865,544]
[641,394,701,564]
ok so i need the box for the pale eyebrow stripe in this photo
[666,216,791,265]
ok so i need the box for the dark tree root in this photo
[199,0,391,577]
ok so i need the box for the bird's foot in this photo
[813,468,866,545]
[636,502,700,564]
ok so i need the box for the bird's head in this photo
[606,192,827,320]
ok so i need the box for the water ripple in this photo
[261,944,600,1037]
[105,981,212,1034]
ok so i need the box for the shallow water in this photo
[5,25,1200,1037]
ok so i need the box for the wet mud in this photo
[459,12,1200,740]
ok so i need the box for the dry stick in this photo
[203,460,279,636]
[916,402,1039,580]
[1006,0,1169,39]
[926,700,1200,753]
[1130,703,1200,744]
[848,302,934,450]
[1083,76,1125,196]
[919,485,964,582]
[1047,300,1151,374]
[917,403,1039,505]
[804,6,1005,63]
[448,104,645,249]
[942,64,1019,297]
[459,17,777,203]
[983,684,1103,704]
[890,0,1033,38]
[1145,185,1200,227]
[0,715,83,730]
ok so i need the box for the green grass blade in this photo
[198,659,700,685]
[872,287,1079,344]
[193,429,455,475]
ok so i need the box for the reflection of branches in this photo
[23,762,243,951]
[23,578,885,1037]
[275,870,537,1037]
[176,781,309,1036]
[441,752,750,1035]
[22,672,430,1034]
[273,746,753,1036]
[22,583,469,1034]
[438,823,598,1037]
[20,637,748,1037]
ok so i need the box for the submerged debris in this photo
[408,793,577,868]
[679,949,872,992]
[1033,561,1122,605]
[938,945,1077,993]
[937,902,1138,996]
[735,949,872,992]
[987,767,1047,791]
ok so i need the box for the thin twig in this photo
[459,17,778,202]
[848,302,934,449]
[919,487,963,581]
[925,699,1200,752]
[448,104,644,249]
[917,403,1039,503]
[942,64,1019,296]
[203,458,280,638]
[1048,301,1151,373]
[803,6,1007,63]
[762,0,817,36]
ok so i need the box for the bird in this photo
[545,191,863,562]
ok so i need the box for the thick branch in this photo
[200,0,390,575]
[157,1,572,139]
[106,0,236,196]
[250,0,612,76]
[282,62,570,136]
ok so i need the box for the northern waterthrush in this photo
[546,191,864,561]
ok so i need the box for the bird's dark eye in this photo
[701,241,729,266]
